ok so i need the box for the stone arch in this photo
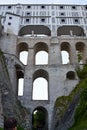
[17,42,28,65]
[34,42,49,65]
[18,25,51,36]
[75,42,85,64]
[32,106,48,130]
[17,42,28,55]
[32,69,49,100]
[66,71,75,80]
[61,42,71,64]
[57,25,85,36]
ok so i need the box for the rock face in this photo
[0,50,31,130]
[53,91,80,130]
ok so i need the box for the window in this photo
[26,12,31,16]
[74,19,79,23]
[26,18,30,22]
[8,22,11,25]
[41,5,45,9]
[72,6,76,9]
[8,6,11,9]
[41,18,45,22]
[85,6,87,10]
[9,17,12,19]
[60,12,65,16]
[27,5,31,9]
[60,6,64,9]
[61,19,65,23]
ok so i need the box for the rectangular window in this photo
[26,19,30,22]
[72,6,76,9]
[8,22,11,25]
[74,18,79,24]
[9,17,12,19]
[27,5,31,9]
[60,6,64,9]
[8,6,11,9]
[41,18,45,22]
[26,12,31,16]
[41,5,45,9]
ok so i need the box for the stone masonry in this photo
[0,3,87,130]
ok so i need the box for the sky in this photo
[0,0,87,5]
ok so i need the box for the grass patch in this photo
[0,128,3,130]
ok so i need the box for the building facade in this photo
[0,3,87,130]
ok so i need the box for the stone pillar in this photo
[70,40,78,64]
[49,37,61,65]
[47,105,54,130]
[51,25,57,37]
[27,48,34,66]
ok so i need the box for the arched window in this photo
[17,42,28,65]
[15,64,24,96]
[35,51,48,65]
[34,42,48,65]
[66,71,75,80]
[61,51,69,64]
[32,69,49,100]
[76,42,85,64]
[61,42,70,64]
[18,78,24,96]
[19,51,28,65]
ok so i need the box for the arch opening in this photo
[18,25,51,36]
[35,51,48,65]
[34,42,48,65]
[15,64,24,96]
[61,42,70,64]
[17,42,28,65]
[57,25,85,36]
[18,78,24,96]
[66,71,75,80]
[19,51,28,65]
[76,42,85,64]
[61,51,69,64]
[32,107,48,130]
[32,69,49,100]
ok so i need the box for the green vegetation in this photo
[0,128,3,130]
[55,65,87,130]
[32,110,46,129]
[69,65,87,130]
